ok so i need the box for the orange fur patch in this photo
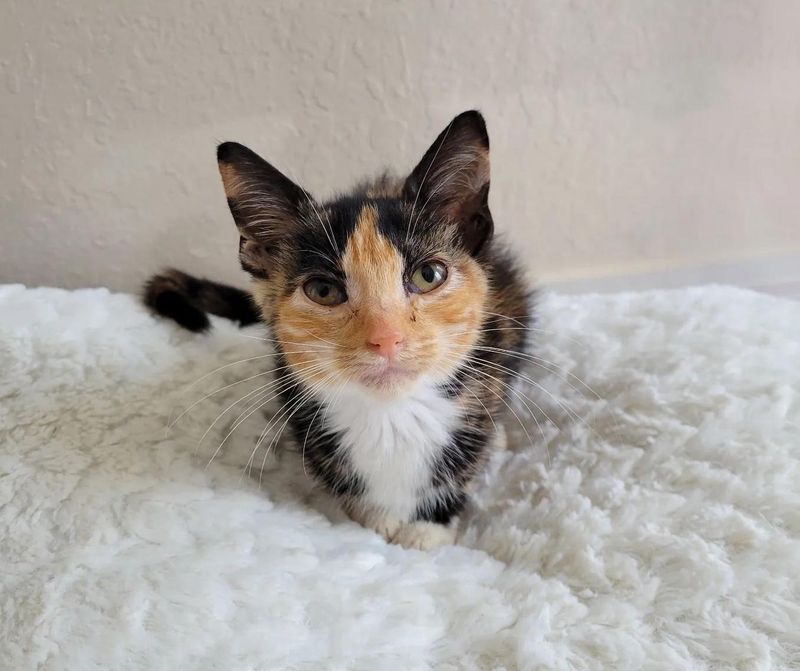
[218,163,243,198]
[341,205,406,314]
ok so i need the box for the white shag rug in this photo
[1,284,799,670]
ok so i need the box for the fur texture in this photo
[143,269,260,332]
[2,284,799,669]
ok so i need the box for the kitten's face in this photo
[264,200,488,396]
[219,111,494,398]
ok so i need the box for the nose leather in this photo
[366,322,404,360]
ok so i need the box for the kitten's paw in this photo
[347,506,403,542]
[391,521,456,550]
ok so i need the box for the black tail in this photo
[143,269,261,332]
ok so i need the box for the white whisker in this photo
[300,370,349,478]
[170,355,334,430]
[249,371,333,480]
[259,370,345,485]
[473,345,602,400]
[233,332,332,350]
[202,360,335,469]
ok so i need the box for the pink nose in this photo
[366,328,404,360]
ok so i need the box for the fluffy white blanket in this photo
[1,284,798,670]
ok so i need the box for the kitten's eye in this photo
[410,261,448,293]
[303,278,347,306]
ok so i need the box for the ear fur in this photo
[403,110,493,254]
[217,142,311,278]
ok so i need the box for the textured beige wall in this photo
[2,0,799,292]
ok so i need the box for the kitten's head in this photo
[218,111,493,398]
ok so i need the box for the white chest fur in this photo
[320,383,462,521]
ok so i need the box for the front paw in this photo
[390,521,456,550]
[347,505,403,543]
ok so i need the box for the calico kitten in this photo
[145,111,531,550]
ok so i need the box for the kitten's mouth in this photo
[355,362,418,389]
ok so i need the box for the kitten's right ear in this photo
[217,142,310,278]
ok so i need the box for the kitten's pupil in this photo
[421,265,435,283]
[319,285,329,298]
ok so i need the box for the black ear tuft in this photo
[403,111,493,255]
[216,141,246,164]
[217,142,312,277]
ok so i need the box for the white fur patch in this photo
[319,380,462,521]
[391,521,457,550]
[346,505,403,542]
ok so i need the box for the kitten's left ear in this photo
[403,110,493,254]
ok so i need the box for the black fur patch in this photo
[415,490,467,525]
[283,378,366,500]
[150,287,211,332]
[143,269,260,331]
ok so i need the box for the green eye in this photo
[303,278,347,306]
[410,261,448,293]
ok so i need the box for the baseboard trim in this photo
[542,253,800,299]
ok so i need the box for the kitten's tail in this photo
[143,269,261,332]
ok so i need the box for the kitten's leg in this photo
[389,490,465,550]
[345,502,403,543]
